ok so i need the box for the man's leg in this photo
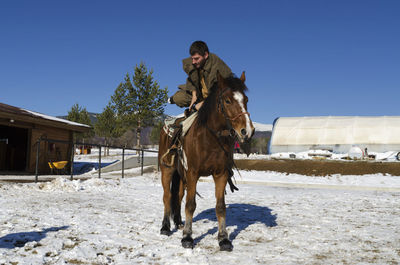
[170,88,192,108]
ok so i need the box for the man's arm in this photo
[189,90,197,111]
[189,90,205,111]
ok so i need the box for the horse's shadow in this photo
[193,203,277,244]
[0,226,69,249]
[73,161,117,174]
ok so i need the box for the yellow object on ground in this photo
[48,161,68,169]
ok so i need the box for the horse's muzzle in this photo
[237,127,255,143]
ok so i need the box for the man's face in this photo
[191,52,208,69]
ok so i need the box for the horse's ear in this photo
[240,71,246,83]
[217,71,226,88]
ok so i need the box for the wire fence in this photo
[35,137,159,183]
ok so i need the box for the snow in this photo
[23,109,91,128]
[252,121,272,132]
[244,150,400,162]
[1,160,400,264]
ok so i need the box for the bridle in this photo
[229,111,250,122]
[216,87,250,136]
[204,86,249,192]
[204,87,250,144]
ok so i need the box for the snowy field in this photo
[234,150,400,162]
[1,166,400,264]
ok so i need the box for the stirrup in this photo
[161,147,177,167]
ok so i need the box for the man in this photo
[169,41,232,111]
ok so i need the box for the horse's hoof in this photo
[181,237,194,249]
[160,227,171,236]
[219,238,233,251]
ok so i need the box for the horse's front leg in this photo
[181,175,197,248]
[214,173,233,251]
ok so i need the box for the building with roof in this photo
[0,102,91,174]
[269,116,400,154]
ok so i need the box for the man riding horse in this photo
[169,41,233,112]
[168,40,238,191]
[159,57,254,250]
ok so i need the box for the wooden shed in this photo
[0,102,91,174]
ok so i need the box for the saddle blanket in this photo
[163,112,198,137]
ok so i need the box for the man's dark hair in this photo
[189,41,209,56]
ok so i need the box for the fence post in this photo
[35,138,41,183]
[122,147,125,179]
[141,148,144,176]
[70,143,75,181]
[98,145,101,178]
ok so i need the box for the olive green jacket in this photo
[182,53,232,99]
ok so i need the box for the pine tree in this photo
[110,62,168,148]
[150,121,164,145]
[67,103,82,123]
[67,103,94,141]
[94,105,124,155]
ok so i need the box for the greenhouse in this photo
[269,116,400,154]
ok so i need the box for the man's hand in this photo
[189,90,198,111]
[194,101,203,110]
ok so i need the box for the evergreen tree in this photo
[94,105,124,155]
[249,137,270,154]
[67,103,82,123]
[67,103,94,141]
[150,121,164,145]
[110,62,168,147]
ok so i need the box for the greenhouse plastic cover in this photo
[269,116,400,153]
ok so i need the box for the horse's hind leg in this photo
[160,167,174,235]
[214,174,233,251]
[181,177,197,248]
[171,171,184,229]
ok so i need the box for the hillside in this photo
[57,112,98,125]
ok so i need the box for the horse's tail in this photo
[170,169,182,220]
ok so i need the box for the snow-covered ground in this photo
[76,147,400,164]
[235,149,400,162]
[252,122,273,132]
[72,148,159,174]
[1,166,400,264]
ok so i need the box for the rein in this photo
[203,88,248,190]
[205,123,240,193]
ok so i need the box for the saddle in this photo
[161,109,197,167]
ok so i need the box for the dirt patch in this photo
[235,159,400,176]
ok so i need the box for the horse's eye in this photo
[225,99,231,104]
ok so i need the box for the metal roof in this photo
[0,102,91,132]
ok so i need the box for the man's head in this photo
[190,41,209,69]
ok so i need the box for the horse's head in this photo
[216,72,255,143]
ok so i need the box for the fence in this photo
[35,137,159,183]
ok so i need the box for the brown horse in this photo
[158,72,254,251]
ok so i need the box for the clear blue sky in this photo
[1,0,399,124]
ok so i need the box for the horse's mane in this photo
[197,75,248,126]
